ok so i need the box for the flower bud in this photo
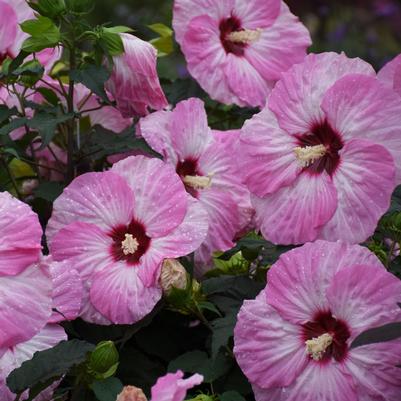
[116,386,147,401]
[186,395,215,401]
[88,340,119,379]
[160,259,188,294]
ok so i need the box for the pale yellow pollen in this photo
[182,174,213,190]
[305,333,333,361]
[121,234,139,255]
[227,28,262,44]
[294,144,327,168]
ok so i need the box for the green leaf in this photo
[70,65,111,103]
[211,312,237,359]
[0,118,29,136]
[220,391,246,401]
[0,106,18,125]
[103,26,133,34]
[31,0,66,18]
[168,351,231,383]
[28,112,73,148]
[351,322,401,348]
[148,23,173,56]
[92,377,124,401]
[34,181,64,201]
[20,17,61,52]
[6,340,95,394]
[99,31,124,57]
[37,87,60,106]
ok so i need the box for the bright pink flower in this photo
[138,98,252,270]
[116,371,203,401]
[0,0,60,70]
[240,52,401,245]
[234,240,401,401]
[173,0,311,107]
[378,54,401,97]
[0,191,42,276]
[0,325,67,401]
[47,156,208,324]
[105,33,168,118]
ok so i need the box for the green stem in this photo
[66,46,76,183]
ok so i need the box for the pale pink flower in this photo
[240,52,401,245]
[234,240,401,401]
[378,54,401,97]
[105,33,168,118]
[173,0,311,107]
[138,98,252,271]
[116,371,203,401]
[47,155,208,324]
[0,0,61,70]
[0,325,67,401]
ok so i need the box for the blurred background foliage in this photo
[90,0,401,80]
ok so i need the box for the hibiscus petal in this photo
[245,2,311,81]
[90,263,161,324]
[234,0,280,29]
[50,221,114,281]
[0,192,42,277]
[0,1,17,55]
[346,342,401,401]
[319,139,395,243]
[47,171,135,240]
[234,292,307,389]
[151,371,203,401]
[111,156,188,237]
[253,171,337,245]
[327,264,401,339]
[170,98,212,159]
[266,241,384,325]
[224,53,272,108]
[240,106,300,196]
[268,52,375,135]
[321,73,401,183]
[0,264,51,349]
[377,54,401,97]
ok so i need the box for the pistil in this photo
[182,174,212,190]
[121,233,139,255]
[294,144,327,168]
[305,333,333,361]
[227,28,262,44]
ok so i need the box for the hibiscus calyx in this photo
[121,233,139,255]
[294,144,327,168]
[305,332,333,361]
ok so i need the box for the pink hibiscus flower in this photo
[105,33,168,118]
[378,54,401,97]
[240,52,401,245]
[47,155,209,324]
[116,370,203,401]
[138,98,252,271]
[0,0,60,69]
[173,0,311,107]
[234,240,401,401]
[0,325,67,401]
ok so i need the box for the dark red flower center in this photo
[109,219,151,265]
[219,16,247,56]
[295,120,344,176]
[176,157,201,198]
[302,310,350,363]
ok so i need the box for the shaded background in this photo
[90,0,401,79]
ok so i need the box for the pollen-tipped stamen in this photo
[227,28,262,44]
[305,332,333,361]
[182,174,212,190]
[294,144,327,168]
[121,233,139,255]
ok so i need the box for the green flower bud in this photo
[34,0,66,18]
[65,0,95,14]
[88,341,119,380]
